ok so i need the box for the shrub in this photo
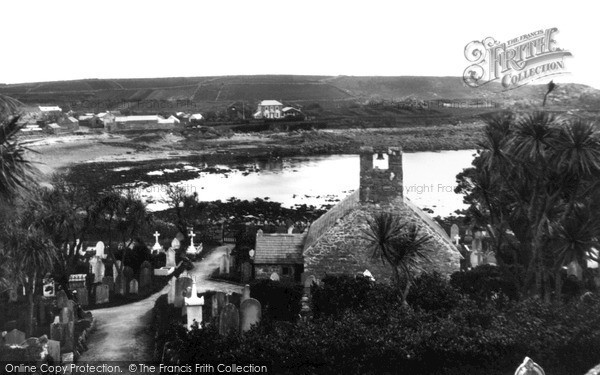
[407,272,462,313]
[450,264,520,303]
[310,275,398,319]
[249,279,303,322]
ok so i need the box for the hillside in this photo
[1,75,599,113]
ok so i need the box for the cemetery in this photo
[3,93,600,375]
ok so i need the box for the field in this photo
[1,75,599,114]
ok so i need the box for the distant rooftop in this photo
[259,100,282,106]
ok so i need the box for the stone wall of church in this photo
[303,198,461,283]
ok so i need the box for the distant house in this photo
[39,106,62,114]
[189,113,204,122]
[105,114,182,132]
[58,116,80,132]
[253,100,283,119]
[282,106,304,119]
[253,230,306,282]
[91,112,118,128]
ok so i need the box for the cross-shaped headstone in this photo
[454,234,460,245]
[189,229,196,247]
[152,231,162,251]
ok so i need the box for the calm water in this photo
[131,150,476,217]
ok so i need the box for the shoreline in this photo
[26,125,484,175]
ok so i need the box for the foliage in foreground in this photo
[156,274,600,375]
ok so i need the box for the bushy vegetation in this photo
[154,272,600,374]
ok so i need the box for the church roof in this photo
[255,232,306,264]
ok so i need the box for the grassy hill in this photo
[1,75,598,113]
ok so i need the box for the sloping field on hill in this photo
[1,75,599,110]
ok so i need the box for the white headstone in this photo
[166,248,176,268]
[95,241,105,259]
[152,231,162,252]
[270,272,280,281]
[185,281,205,330]
[171,238,181,250]
[167,277,176,305]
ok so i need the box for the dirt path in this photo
[79,245,242,366]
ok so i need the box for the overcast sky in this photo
[1,0,598,88]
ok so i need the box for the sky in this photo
[1,0,598,88]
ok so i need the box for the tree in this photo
[456,112,600,300]
[0,95,36,203]
[3,190,59,336]
[361,212,431,306]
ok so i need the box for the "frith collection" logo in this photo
[463,28,572,90]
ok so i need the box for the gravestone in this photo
[102,276,114,292]
[96,259,106,283]
[95,284,109,304]
[241,262,252,283]
[223,254,230,274]
[56,290,69,309]
[218,303,240,336]
[450,224,459,244]
[50,317,63,342]
[140,261,152,290]
[9,288,18,302]
[185,281,204,330]
[89,257,99,282]
[5,329,26,346]
[270,272,280,282]
[216,292,226,314]
[219,255,226,274]
[46,340,61,361]
[176,232,184,242]
[241,284,251,302]
[75,287,89,306]
[123,266,134,282]
[211,294,219,318]
[60,306,74,324]
[171,238,181,251]
[167,277,176,305]
[249,249,255,259]
[62,321,75,353]
[240,298,262,332]
[115,274,127,295]
[166,248,177,268]
[95,241,106,259]
[152,231,162,252]
[38,299,47,326]
[129,279,139,295]
[175,277,193,308]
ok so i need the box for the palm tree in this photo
[362,212,431,306]
[0,94,35,203]
[4,190,59,336]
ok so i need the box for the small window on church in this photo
[282,266,290,276]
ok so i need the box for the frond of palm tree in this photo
[477,112,514,171]
[510,112,560,163]
[551,120,600,177]
[361,212,432,306]
[0,94,24,120]
[0,116,38,202]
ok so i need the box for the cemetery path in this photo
[78,285,168,365]
[190,244,244,294]
[79,245,241,366]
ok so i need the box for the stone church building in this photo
[253,146,461,283]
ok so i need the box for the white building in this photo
[254,100,283,119]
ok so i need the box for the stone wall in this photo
[304,190,359,251]
[303,196,461,283]
[359,146,403,204]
